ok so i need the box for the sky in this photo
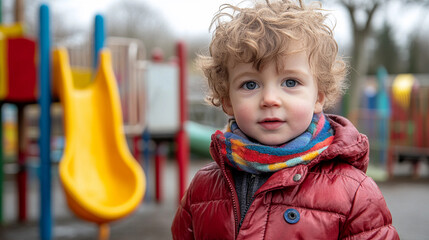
[3,0,427,48]
[48,0,427,48]
[32,0,352,46]
[44,0,244,35]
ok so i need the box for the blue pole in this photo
[39,4,52,240]
[93,14,105,69]
[142,128,151,201]
[376,66,390,166]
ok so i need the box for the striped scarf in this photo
[212,113,334,174]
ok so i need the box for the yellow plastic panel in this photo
[392,74,414,110]
[0,23,24,37]
[54,48,145,224]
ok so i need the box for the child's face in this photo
[223,50,324,146]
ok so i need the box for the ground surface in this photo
[0,159,427,240]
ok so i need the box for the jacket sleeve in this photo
[340,176,399,240]
[171,183,195,240]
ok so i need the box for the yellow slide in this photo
[53,48,145,234]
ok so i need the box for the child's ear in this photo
[314,92,325,114]
[222,98,234,116]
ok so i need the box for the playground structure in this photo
[354,68,429,179]
[387,74,429,178]
[0,2,195,239]
[1,5,187,239]
[0,18,38,226]
[1,5,139,240]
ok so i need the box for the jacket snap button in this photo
[293,174,302,182]
[284,208,300,224]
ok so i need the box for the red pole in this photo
[176,41,189,201]
[155,142,166,202]
[133,136,140,163]
[17,105,27,221]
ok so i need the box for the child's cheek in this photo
[235,104,253,122]
[288,101,315,122]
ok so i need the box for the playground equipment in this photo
[142,42,189,203]
[353,69,429,179]
[0,21,38,224]
[0,1,195,238]
[392,74,415,110]
[186,121,217,158]
[39,5,52,240]
[107,37,146,136]
[53,12,147,240]
[54,47,145,239]
[0,4,149,240]
[387,74,429,178]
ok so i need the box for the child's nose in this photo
[261,88,281,108]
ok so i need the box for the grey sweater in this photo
[233,170,272,230]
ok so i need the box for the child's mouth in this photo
[258,118,284,130]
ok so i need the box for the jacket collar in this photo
[315,114,369,172]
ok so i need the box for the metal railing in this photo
[107,37,147,136]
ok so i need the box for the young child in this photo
[172,0,399,239]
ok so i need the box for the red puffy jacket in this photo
[172,115,399,239]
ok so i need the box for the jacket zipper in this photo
[220,159,240,238]
[239,174,256,229]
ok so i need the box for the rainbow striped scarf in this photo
[212,113,334,174]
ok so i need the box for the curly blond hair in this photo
[198,0,347,109]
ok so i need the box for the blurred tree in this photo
[1,0,19,24]
[368,23,401,74]
[406,3,429,74]
[326,0,429,116]
[0,0,86,46]
[14,0,23,22]
[21,0,85,45]
[332,0,384,116]
[408,33,429,73]
[408,34,420,73]
[106,0,175,59]
[0,0,24,22]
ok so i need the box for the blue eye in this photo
[242,81,259,90]
[283,79,297,88]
